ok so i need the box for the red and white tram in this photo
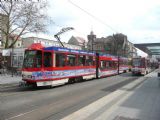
[22,43,97,87]
[98,53,118,77]
[22,43,129,87]
[119,57,130,73]
[131,57,151,75]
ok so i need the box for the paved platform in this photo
[62,69,160,120]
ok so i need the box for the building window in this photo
[12,56,18,67]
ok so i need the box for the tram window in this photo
[86,56,93,66]
[67,54,76,66]
[110,61,116,68]
[147,61,151,67]
[119,60,123,65]
[141,59,145,67]
[93,56,96,66]
[44,52,52,67]
[35,51,42,68]
[105,61,112,69]
[110,61,113,68]
[100,61,106,70]
[106,61,110,68]
[113,62,118,68]
[124,60,128,65]
[23,50,36,68]
[78,55,85,66]
[55,53,65,67]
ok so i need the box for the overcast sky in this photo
[34,0,160,56]
[41,0,160,43]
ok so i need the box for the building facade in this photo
[8,37,83,68]
[87,31,137,57]
[0,14,22,49]
[22,37,82,50]
[0,37,83,69]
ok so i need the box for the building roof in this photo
[74,36,86,44]
[134,43,160,55]
[22,37,55,41]
[23,36,82,50]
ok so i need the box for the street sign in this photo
[2,49,11,56]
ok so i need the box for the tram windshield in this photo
[23,50,42,68]
[132,58,141,67]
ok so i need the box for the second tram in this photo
[131,57,152,75]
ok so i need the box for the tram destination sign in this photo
[44,46,95,55]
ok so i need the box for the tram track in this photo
[43,76,142,120]
[0,73,140,97]
[0,73,142,120]
[0,83,19,91]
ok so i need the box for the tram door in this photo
[43,52,52,68]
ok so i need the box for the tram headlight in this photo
[22,74,32,79]
[27,75,32,79]
[22,74,26,78]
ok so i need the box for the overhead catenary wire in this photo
[68,0,118,33]
[53,22,87,38]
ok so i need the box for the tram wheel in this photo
[68,78,75,84]
[75,77,83,82]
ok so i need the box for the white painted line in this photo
[62,90,127,120]
[95,91,134,120]
[6,109,36,120]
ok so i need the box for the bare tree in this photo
[0,0,50,48]
[113,33,128,56]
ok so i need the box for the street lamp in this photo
[112,34,120,74]
[54,27,74,47]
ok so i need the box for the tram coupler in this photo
[19,81,28,87]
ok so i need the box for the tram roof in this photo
[44,46,95,55]
[99,53,117,58]
[27,43,129,58]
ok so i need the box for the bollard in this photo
[158,72,160,87]
[158,73,160,77]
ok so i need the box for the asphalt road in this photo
[0,73,141,120]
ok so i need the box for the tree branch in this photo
[0,28,7,35]
[1,1,50,48]
[9,22,29,48]
[9,27,20,34]
[0,2,9,15]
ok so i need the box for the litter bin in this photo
[158,72,160,77]
[158,72,160,87]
